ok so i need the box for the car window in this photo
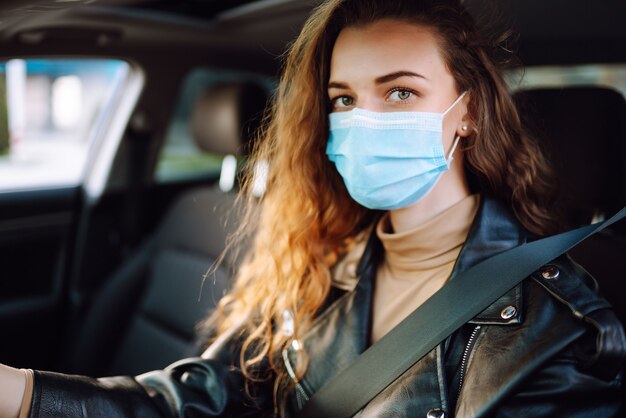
[506,64,626,97]
[0,59,130,192]
[155,68,273,183]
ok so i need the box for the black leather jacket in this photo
[30,197,626,417]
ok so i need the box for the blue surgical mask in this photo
[326,92,466,210]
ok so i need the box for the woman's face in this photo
[328,19,471,152]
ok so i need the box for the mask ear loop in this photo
[446,135,462,164]
[442,91,467,116]
[443,91,467,165]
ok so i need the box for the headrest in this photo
[513,87,626,228]
[190,81,269,156]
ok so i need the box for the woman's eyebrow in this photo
[328,81,349,89]
[327,71,427,90]
[375,71,428,84]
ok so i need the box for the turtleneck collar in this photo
[376,194,479,279]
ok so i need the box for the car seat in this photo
[513,86,626,321]
[514,86,626,416]
[63,80,269,376]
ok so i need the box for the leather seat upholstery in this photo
[64,81,269,376]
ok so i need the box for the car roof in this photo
[0,0,624,75]
[0,0,318,75]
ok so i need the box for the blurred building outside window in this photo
[0,59,129,191]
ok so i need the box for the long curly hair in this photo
[207,0,557,412]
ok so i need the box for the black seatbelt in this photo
[122,111,153,252]
[298,206,626,418]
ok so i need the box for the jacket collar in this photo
[450,196,528,324]
[450,196,528,275]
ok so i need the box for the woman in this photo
[1,0,624,416]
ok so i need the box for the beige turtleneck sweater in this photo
[371,194,479,342]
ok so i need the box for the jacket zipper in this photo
[457,325,481,401]
[282,347,310,408]
[294,382,310,408]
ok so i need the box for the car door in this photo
[0,58,136,370]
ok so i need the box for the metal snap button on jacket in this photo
[501,305,517,320]
[541,265,560,280]
[426,408,445,418]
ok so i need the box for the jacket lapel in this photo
[295,230,380,394]
[295,273,372,394]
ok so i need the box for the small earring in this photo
[461,125,468,132]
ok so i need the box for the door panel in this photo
[0,187,79,369]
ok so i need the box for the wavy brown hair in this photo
[208,0,557,413]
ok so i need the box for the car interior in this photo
[0,0,624,414]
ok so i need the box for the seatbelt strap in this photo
[298,206,626,418]
[122,112,153,251]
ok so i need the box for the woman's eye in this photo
[388,89,415,102]
[332,96,354,108]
